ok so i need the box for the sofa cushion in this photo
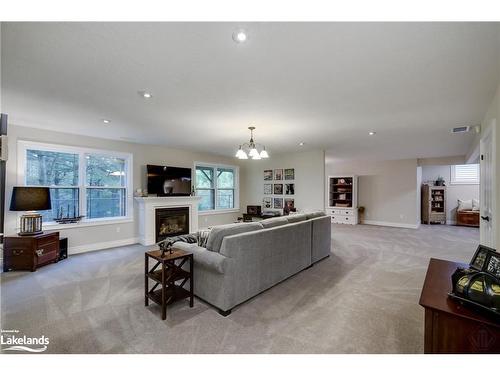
[305,211,326,220]
[206,222,263,252]
[286,213,308,223]
[260,217,289,228]
[174,242,227,274]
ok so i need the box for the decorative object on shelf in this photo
[273,197,283,209]
[264,183,272,195]
[448,245,500,319]
[9,186,51,236]
[284,168,295,180]
[235,126,269,160]
[274,169,283,180]
[263,197,272,209]
[157,234,197,256]
[53,216,85,224]
[435,176,445,186]
[134,188,148,197]
[264,169,273,180]
[273,183,283,195]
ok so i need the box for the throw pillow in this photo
[457,199,473,212]
[197,229,211,248]
[472,198,480,211]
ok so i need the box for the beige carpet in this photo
[0,224,479,353]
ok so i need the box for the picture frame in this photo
[285,183,295,195]
[273,197,283,209]
[263,197,272,209]
[284,198,295,210]
[273,183,283,195]
[264,183,272,195]
[264,169,273,181]
[470,245,499,278]
[274,169,283,180]
[284,168,295,180]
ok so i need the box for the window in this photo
[450,164,480,185]
[19,141,132,224]
[195,163,238,212]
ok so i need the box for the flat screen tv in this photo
[147,165,192,196]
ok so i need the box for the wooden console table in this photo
[145,248,193,320]
[419,258,500,353]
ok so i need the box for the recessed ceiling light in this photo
[369,131,376,135]
[298,142,305,146]
[102,119,111,124]
[138,90,153,99]
[232,29,247,43]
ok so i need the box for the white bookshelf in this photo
[327,175,358,225]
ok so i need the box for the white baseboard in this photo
[69,237,140,255]
[363,220,419,229]
[446,220,456,225]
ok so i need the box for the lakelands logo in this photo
[1,329,49,353]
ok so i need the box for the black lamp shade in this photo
[10,187,51,211]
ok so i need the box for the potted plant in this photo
[358,206,365,224]
[435,176,445,186]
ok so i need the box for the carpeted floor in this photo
[0,224,479,354]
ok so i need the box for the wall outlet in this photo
[204,217,208,223]
[116,226,121,233]
[399,214,405,219]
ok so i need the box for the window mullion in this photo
[80,152,86,218]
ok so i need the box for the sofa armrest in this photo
[173,242,228,274]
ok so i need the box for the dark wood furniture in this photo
[419,258,500,353]
[145,248,194,320]
[3,232,60,272]
[456,210,480,227]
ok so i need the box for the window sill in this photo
[43,217,134,230]
[198,208,240,216]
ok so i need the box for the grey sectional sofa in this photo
[175,211,331,315]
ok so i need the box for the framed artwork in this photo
[264,184,272,195]
[274,169,283,180]
[284,198,295,210]
[273,184,283,195]
[263,197,272,209]
[273,197,283,209]
[284,168,295,180]
[264,170,273,181]
[285,183,295,195]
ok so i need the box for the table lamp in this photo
[10,186,51,236]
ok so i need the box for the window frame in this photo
[17,140,133,227]
[450,164,480,185]
[194,162,239,214]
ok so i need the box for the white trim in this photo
[43,217,133,230]
[198,208,240,216]
[193,161,240,212]
[17,139,133,225]
[69,237,139,255]
[446,220,457,225]
[363,220,419,229]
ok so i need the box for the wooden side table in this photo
[419,258,500,353]
[145,248,194,320]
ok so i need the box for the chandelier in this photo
[235,126,269,160]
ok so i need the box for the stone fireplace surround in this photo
[135,196,201,245]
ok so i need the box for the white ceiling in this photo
[1,22,499,160]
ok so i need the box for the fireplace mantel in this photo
[135,196,201,245]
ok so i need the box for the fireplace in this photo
[155,207,190,243]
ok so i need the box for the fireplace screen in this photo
[155,207,190,243]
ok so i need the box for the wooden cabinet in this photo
[421,185,446,224]
[419,258,500,353]
[3,232,60,272]
[327,175,358,225]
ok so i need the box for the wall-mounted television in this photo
[147,165,192,196]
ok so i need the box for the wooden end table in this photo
[145,248,194,320]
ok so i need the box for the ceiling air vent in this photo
[451,126,470,134]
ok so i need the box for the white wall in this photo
[421,165,479,224]
[240,150,325,213]
[325,156,419,228]
[4,124,242,253]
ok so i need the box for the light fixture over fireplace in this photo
[235,126,269,160]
